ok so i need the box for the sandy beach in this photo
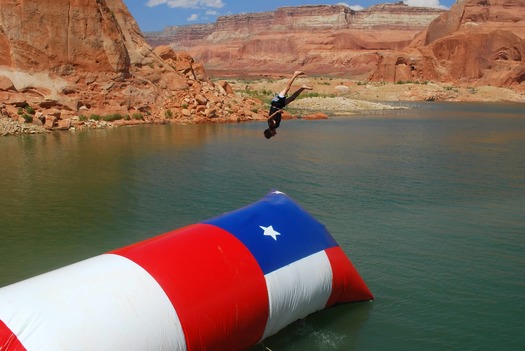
[227,76,525,111]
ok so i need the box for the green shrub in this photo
[22,114,33,123]
[102,113,124,122]
[299,92,335,99]
[132,112,143,120]
[17,105,35,116]
[165,109,173,119]
[443,86,459,93]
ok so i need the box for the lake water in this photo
[1,102,524,350]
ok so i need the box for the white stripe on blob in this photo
[261,250,333,340]
[0,254,186,351]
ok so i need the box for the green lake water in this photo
[1,102,524,350]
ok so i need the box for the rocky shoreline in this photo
[1,118,46,136]
[0,112,263,136]
[0,95,400,136]
[0,112,137,136]
[3,78,524,136]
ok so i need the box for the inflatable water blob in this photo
[0,191,373,351]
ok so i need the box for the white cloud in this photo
[146,0,225,9]
[187,13,199,21]
[404,0,449,9]
[205,10,218,15]
[336,3,365,11]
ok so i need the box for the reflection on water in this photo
[1,102,525,350]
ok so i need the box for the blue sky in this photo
[123,0,457,32]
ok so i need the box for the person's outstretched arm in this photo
[267,108,282,128]
[267,108,282,120]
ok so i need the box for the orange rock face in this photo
[371,0,525,89]
[0,0,266,133]
[146,4,444,78]
[145,1,525,90]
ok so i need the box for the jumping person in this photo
[264,71,312,139]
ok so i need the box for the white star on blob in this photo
[259,225,281,241]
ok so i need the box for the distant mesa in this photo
[145,3,446,77]
[145,1,525,90]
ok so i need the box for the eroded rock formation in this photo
[146,3,444,77]
[0,0,265,135]
[370,0,525,89]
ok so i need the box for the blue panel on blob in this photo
[202,191,338,274]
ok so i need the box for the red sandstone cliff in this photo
[0,0,264,133]
[370,0,525,89]
[146,4,444,78]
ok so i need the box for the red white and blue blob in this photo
[0,191,373,351]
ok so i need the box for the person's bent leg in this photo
[285,84,312,105]
[278,71,305,97]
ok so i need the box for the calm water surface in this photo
[1,102,524,350]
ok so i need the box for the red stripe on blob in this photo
[325,246,374,306]
[0,320,26,351]
[111,223,269,351]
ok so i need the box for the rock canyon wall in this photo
[371,0,525,88]
[0,0,264,135]
[146,3,445,78]
[147,1,525,90]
